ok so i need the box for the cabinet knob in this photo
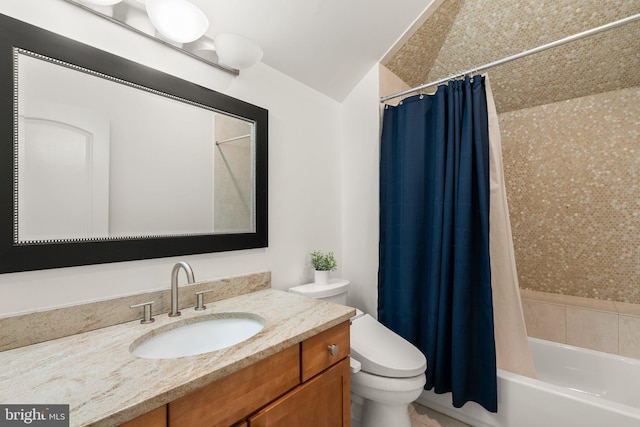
[327,344,339,356]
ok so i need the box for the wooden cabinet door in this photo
[249,358,350,427]
[119,405,166,427]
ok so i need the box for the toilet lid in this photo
[350,314,427,378]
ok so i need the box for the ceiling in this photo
[383,0,640,113]
[188,0,433,102]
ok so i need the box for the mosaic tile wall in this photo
[383,0,462,88]
[500,86,639,303]
[383,0,640,113]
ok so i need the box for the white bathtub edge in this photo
[416,391,493,427]
[417,355,640,427]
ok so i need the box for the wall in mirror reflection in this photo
[17,51,255,243]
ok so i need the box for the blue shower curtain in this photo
[378,76,497,412]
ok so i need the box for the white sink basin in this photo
[130,313,265,359]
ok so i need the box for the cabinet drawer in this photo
[169,345,300,427]
[301,321,349,381]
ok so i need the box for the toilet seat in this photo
[351,369,426,397]
[351,314,426,378]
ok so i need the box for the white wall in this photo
[340,65,381,317]
[339,64,412,317]
[21,55,217,236]
[0,1,343,316]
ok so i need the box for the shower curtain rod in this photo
[380,13,640,103]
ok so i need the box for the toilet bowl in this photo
[352,370,426,427]
[289,280,427,427]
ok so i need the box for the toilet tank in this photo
[288,279,350,305]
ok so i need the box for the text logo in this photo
[0,405,69,426]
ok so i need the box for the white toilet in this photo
[289,280,426,427]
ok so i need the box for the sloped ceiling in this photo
[189,0,432,102]
[383,0,640,113]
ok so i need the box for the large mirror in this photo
[0,14,268,273]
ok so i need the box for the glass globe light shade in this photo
[214,33,263,70]
[146,0,209,44]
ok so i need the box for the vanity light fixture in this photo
[145,0,209,44]
[63,0,264,73]
[214,33,264,70]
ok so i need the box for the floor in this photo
[409,402,471,427]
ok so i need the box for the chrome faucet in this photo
[169,261,195,317]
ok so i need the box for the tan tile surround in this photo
[501,86,639,304]
[521,288,640,359]
[0,271,270,352]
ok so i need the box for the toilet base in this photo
[350,370,425,427]
[350,393,364,427]
[361,399,412,427]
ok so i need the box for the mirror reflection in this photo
[16,50,255,243]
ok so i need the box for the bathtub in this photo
[416,337,640,427]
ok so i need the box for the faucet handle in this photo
[194,289,213,311]
[130,301,155,324]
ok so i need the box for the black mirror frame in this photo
[0,14,268,273]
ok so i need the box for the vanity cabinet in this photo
[168,345,300,426]
[248,358,350,426]
[119,405,166,427]
[166,321,350,427]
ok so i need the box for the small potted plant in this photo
[310,250,337,285]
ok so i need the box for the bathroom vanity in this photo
[123,321,350,427]
[0,289,354,426]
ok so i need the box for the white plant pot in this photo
[314,270,330,285]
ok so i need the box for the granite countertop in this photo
[0,289,355,426]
